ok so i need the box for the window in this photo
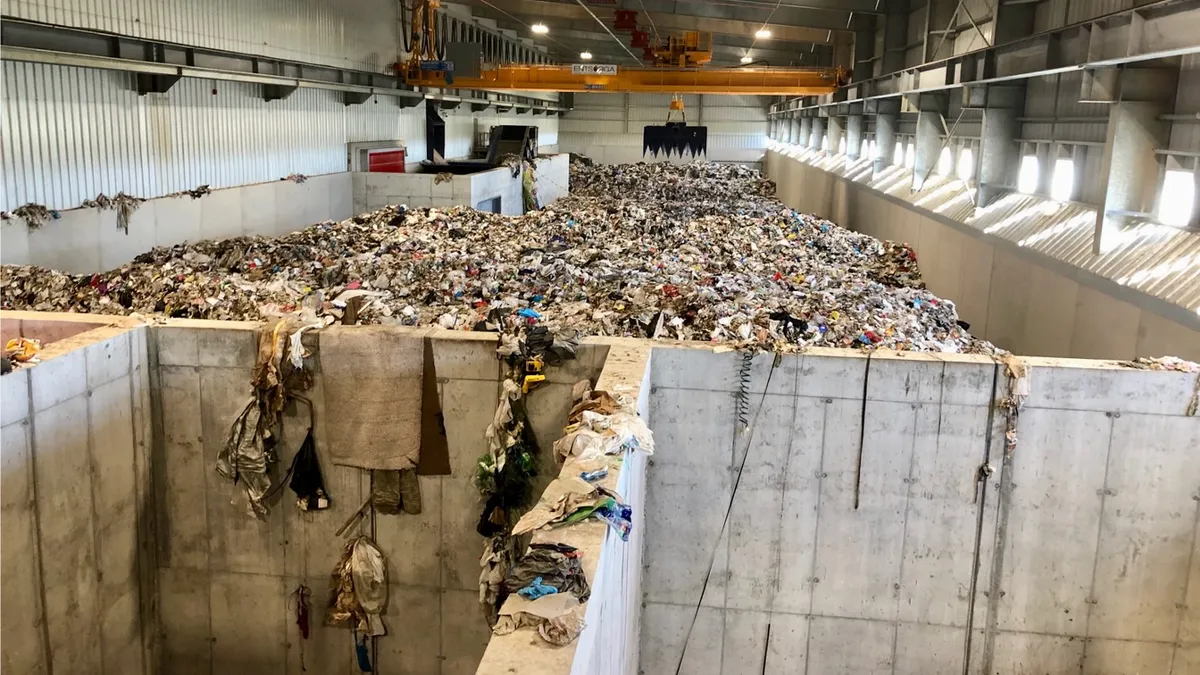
[821,134,829,151]
[1158,169,1196,227]
[957,148,974,182]
[904,142,915,169]
[1017,155,1039,194]
[838,137,847,155]
[1050,158,1075,202]
[936,147,953,176]
[894,141,904,165]
[860,139,868,160]
[869,140,877,160]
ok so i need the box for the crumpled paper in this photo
[1,160,996,354]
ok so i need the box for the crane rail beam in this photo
[404,64,843,95]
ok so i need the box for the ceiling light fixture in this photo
[740,55,753,63]
[580,51,593,60]
[531,23,549,34]
[754,28,771,39]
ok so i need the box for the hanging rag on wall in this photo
[288,428,330,511]
[327,536,389,637]
[320,327,424,470]
[293,584,312,671]
[215,318,320,519]
[417,336,452,475]
[370,469,422,515]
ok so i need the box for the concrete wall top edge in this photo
[3,311,1193,373]
[18,323,141,363]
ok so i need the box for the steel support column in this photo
[810,116,826,151]
[847,106,864,160]
[914,93,948,189]
[828,115,846,155]
[978,85,1025,207]
[1092,67,1176,253]
[1095,102,1170,252]
[881,0,909,76]
[875,112,897,172]
[852,27,875,83]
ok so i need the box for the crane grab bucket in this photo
[642,122,708,158]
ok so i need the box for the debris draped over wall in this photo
[2,160,995,354]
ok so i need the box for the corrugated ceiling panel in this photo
[5,0,398,71]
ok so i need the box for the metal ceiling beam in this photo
[668,0,881,14]
[478,18,828,63]
[631,0,874,30]
[771,0,1200,115]
[459,0,838,42]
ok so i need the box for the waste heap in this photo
[1,160,995,354]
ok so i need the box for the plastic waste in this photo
[517,576,560,600]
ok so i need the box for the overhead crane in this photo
[397,0,844,155]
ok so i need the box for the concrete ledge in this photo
[476,340,652,675]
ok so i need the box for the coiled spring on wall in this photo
[736,352,753,429]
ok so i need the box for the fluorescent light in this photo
[531,23,549,34]
[755,28,771,39]
[580,51,592,60]
[740,55,753,63]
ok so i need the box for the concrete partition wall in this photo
[352,154,571,217]
[1,173,353,275]
[764,151,1200,362]
[149,321,608,675]
[642,346,1200,675]
[1,319,154,675]
[476,340,651,675]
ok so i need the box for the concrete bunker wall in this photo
[643,346,1200,674]
[1,154,570,275]
[0,315,611,675]
[2,317,154,675]
[148,321,608,675]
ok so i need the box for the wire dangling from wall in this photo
[736,351,753,429]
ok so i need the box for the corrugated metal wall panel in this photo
[561,92,766,162]
[1175,56,1200,113]
[1067,0,1133,23]
[1023,76,1058,117]
[5,0,399,71]
[1035,0,1068,31]
[2,61,552,211]
[950,20,988,55]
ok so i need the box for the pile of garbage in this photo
[0,160,995,354]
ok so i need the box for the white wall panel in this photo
[6,0,399,72]
[1,61,557,211]
[560,92,767,163]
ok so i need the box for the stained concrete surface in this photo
[149,322,607,675]
[1,322,153,675]
[4,316,1198,675]
[642,346,1200,675]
